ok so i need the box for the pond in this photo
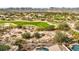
[36,47,49,51]
[72,45,79,51]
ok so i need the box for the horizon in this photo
[1,7,79,9]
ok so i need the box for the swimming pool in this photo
[36,47,49,51]
[72,45,79,51]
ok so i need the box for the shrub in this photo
[54,31,72,44]
[57,23,70,31]
[15,39,26,50]
[17,25,22,29]
[0,45,10,51]
[77,40,79,43]
[22,32,31,39]
[54,15,65,20]
[54,31,66,44]
[45,25,55,31]
[34,32,42,38]
[37,25,55,31]
[36,27,45,31]
[15,39,26,45]
[75,21,79,30]
[63,37,73,43]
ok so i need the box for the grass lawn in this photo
[0,20,51,28]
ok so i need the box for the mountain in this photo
[0,7,79,13]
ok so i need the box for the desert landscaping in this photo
[0,8,79,51]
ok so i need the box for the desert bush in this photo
[45,25,55,31]
[22,32,31,39]
[15,39,26,45]
[0,45,10,51]
[57,23,70,31]
[54,31,66,44]
[34,32,42,38]
[75,21,79,30]
[37,25,55,31]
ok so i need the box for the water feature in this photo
[36,47,49,51]
[72,45,79,51]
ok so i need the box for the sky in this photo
[0,0,79,8]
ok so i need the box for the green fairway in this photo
[0,20,51,28]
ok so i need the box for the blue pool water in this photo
[36,48,49,51]
[72,45,79,51]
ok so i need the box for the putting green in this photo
[0,20,51,28]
